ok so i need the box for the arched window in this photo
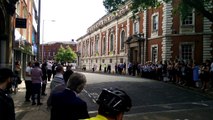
[120,30,125,50]
[110,34,114,51]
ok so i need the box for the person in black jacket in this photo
[50,72,89,120]
[63,65,73,83]
[0,68,16,120]
[41,62,47,95]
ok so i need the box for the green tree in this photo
[55,45,77,63]
[103,0,213,22]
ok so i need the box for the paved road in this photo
[12,72,213,120]
[81,72,213,120]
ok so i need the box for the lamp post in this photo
[137,33,145,64]
[41,19,55,62]
[76,51,81,68]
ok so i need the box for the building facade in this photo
[0,0,40,79]
[76,0,213,72]
[13,0,40,78]
[39,41,77,62]
[0,0,18,68]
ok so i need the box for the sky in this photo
[41,0,107,43]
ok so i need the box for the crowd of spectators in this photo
[91,59,213,92]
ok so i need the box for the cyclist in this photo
[84,88,132,120]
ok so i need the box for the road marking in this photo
[83,89,98,103]
[124,107,213,117]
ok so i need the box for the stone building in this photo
[77,0,213,72]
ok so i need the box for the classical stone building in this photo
[39,41,77,62]
[77,0,213,72]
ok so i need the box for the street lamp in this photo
[41,19,55,62]
[76,51,81,68]
[137,33,145,64]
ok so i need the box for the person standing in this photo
[14,60,21,77]
[13,60,21,93]
[50,72,89,120]
[193,62,200,87]
[63,65,73,83]
[201,60,210,92]
[104,64,107,73]
[31,61,43,105]
[47,61,52,81]
[0,68,16,120]
[83,88,132,120]
[50,65,64,90]
[41,62,47,96]
[25,61,32,102]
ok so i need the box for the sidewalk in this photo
[11,81,51,120]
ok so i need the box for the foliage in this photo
[103,0,213,22]
[55,45,77,63]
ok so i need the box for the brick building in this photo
[39,41,77,62]
[0,0,40,73]
[0,0,19,68]
[77,0,213,71]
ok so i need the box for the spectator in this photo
[47,61,53,81]
[201,60,210,92]
[0,68,16,120]
[83,88,132,120]
[50,65,64,90]
[31,61,43,105]
[104,64,107,73]
[52,63,56,78]
[50,72,89,120]
[193,62,200,87]
[41,62,47,96]
[63,65,73,83]
[24,61,32,102]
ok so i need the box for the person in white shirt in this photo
[47,62,53,81]
[25,61,32,102]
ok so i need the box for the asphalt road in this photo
[79,72,213,120]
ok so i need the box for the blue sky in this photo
[41,0,107,43]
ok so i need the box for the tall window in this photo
[180,9,194,33]
[133,21,139,34]
[110,34,114,51]
[95,36,99,53]
[120,30,125,50]
[86,44,88,56]
[152,14,158,32]
[181,44,192,61]
[103,37,106,55]
[91,42,93,56]
[182,10,193,25]
[151,46,158,63]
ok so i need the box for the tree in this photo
[55,45,77,63]
[103,0,213,22]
